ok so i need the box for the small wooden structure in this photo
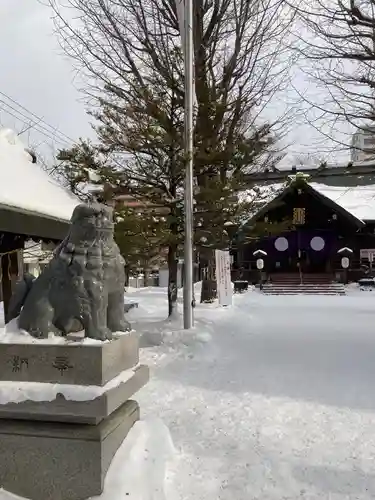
[0,129,78,323]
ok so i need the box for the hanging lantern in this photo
[256,258,264,270]
[341,257,349,269]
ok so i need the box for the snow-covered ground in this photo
[2,286,375,499]
[127,286,375,499]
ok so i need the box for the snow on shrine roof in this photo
[239,182,285,218]
[310,183,375,222]
[0,129,79,222]
[242,180,375,224]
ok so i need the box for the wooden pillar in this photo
[1,253,12,323]
[17,249,24,281]
[1,251,19,323]
[0,233,24,324]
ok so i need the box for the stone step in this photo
[263,285,344,289]
[263,288,344,292]
[264,283,342,287]
[262,288,346,295]
[270,278,333,283]
[263,285,344,288]
[269,279,334,283]
[263,290,345,292]
[270,273,332,277]
[269,283,335,286]
[269,275,334,283]
[0,364,149,425]
[262,280,346,295]
[263,292,345,295]
[263,287,345,291]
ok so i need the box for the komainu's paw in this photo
[86,327,113,341]
[109,318,131,332]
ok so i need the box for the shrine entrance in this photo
[270,230,332,274]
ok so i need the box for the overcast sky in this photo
[0,0,351,167]
[0,0,92,155]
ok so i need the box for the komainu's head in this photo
[69,203,114,244]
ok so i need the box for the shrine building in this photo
[237,173,375,284]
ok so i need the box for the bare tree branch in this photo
[289,0,375,157]
[48,0,296,302]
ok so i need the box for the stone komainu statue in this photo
[10,203,130,340]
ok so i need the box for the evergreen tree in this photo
[56,142,169,290]
[115,205,169,286]
[91,72,184,316]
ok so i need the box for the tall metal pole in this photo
[183,0,194,329]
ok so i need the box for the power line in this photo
[0,98,71,146]
[0,100,70,147]
[0,90,75,144]
[0,91,85,185]
[0,90,105,201]
[0,90,97,208]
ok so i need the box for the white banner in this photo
[215,250,232,306]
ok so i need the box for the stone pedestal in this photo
[0,333,149,500]
[0,333,139,385]
[0,400,139,500]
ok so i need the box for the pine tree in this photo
[114,205,170,286]
[194,125,283,301]
[57,139,101,200]
[56,142,170,290]
[92,71,185,316]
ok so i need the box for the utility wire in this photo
[0,101,70,147]
[0,90,75,144]
[0,90,88,193]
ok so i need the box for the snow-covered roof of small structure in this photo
[0,129,79,222]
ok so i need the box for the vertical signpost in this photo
[215,250,233,306]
